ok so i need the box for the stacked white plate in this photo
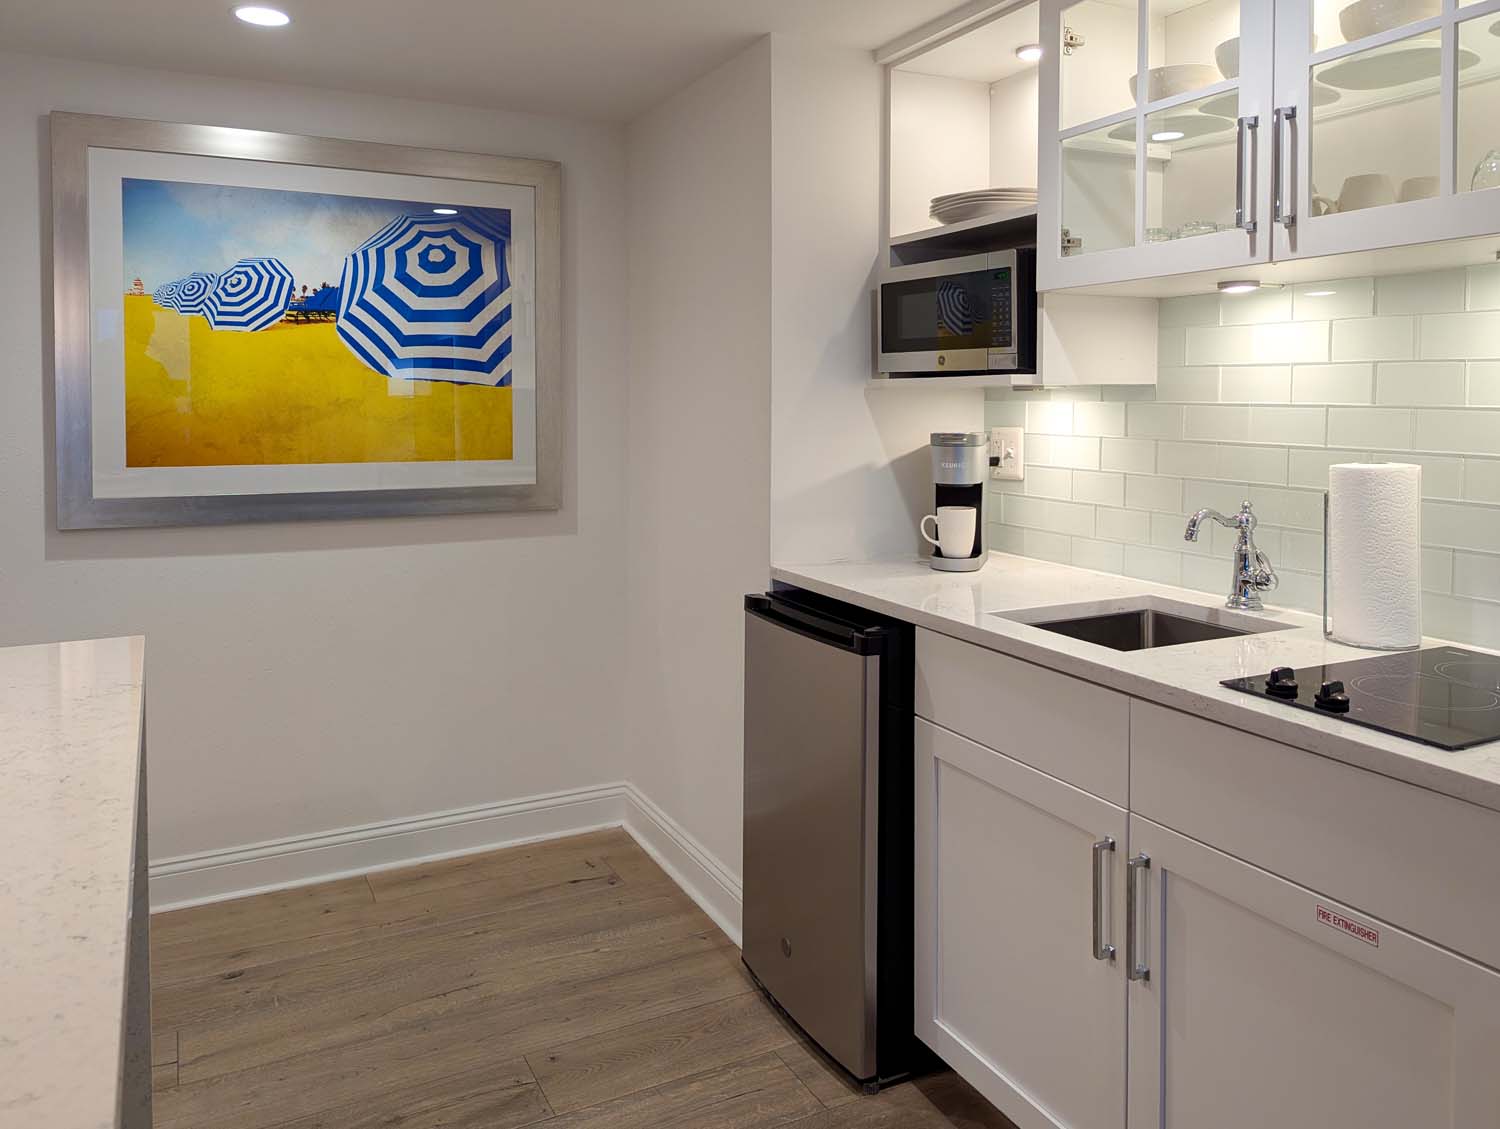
[929,187,1037,225]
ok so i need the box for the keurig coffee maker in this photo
[926,432,988,572]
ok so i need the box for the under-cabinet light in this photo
[233,6,290,26]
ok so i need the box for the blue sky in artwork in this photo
[122,178,508,294]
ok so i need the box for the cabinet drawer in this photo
[1132,700,1500,971]
[915,628,1128,804]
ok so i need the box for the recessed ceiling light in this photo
[1303,288,1336,296]
[432,207,459,215]
[233,5,290,26]
[1015,43,1043,62]
[1218,280,1260,294]
[1150,129,1186,142]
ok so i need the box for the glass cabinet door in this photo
[1274,0,1500,259]
[1039,0,1274,289]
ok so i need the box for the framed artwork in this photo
[50,112,561,527]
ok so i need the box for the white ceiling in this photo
[0,0,972,123]
[896,3,1040,85]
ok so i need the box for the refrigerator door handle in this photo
[744,594,883,654]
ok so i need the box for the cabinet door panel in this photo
[1127,815,1500,1129]
[1272,0,1500,259]
[915,718,1127,1129]
[1038,0,1275,290]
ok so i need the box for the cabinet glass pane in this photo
[1144,90,1241,238]
[1061,121,1137,254]
[1314,0,1441,51]
[1147,0,1240,104]
[1310,30,1443,215]
[1458,15,1500,195]
[1060,0,1140,130]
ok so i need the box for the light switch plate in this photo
[990,427,1024,481]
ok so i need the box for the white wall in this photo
[0,51,631,861]
[771,35,983,565]
[623,40,773,879]
[888,69,992,236]
[990,68,1040,190]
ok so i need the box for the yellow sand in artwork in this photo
[123,294,512,466]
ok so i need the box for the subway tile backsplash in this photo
[986,264,1500,648]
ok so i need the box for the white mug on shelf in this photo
[920,506,977,559]
[1313,173,1395,215]
[1397,175,1439,202]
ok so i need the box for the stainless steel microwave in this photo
[877,248,1037,376]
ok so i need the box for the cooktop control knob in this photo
[1314,680,1351,713]
[1265,666,1300,698]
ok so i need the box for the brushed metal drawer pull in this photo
[1235,115,1258,235]
[1092,837,1116,961]
[1126,852,1151,982]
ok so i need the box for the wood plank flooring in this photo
[151,829,1016,1129]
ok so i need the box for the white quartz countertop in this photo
[0,636,146,1129]
[772,554,1500,815]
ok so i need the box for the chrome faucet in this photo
[1184,500,1279,610]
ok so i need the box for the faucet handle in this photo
[1251,547,1279,591]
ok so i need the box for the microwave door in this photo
[878,260,1018,374]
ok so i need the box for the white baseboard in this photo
[148,782,744,948]
[621,784,742,947]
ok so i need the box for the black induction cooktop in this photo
[1222,646,1500,751]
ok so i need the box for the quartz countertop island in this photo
[0,636,148,1129]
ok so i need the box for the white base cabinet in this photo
[1126,815,1500,1129]
[913,627,1500,1129]
[914,717,1127,1129]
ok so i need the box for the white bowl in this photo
[1215,38,1239,79]
[1128,63,1221,102]
[1339,0,1439,43]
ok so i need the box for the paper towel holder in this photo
[1321,490,1420,651]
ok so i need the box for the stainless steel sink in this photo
[1027,607,1279,652]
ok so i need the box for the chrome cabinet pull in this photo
[1235,115,1258,235]
[1272,105,1296,229]
[1092,837,1116,962]
[1126,852,1151,982]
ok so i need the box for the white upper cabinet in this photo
[1039,0,1500,289]
[1039,0,1276,288]
[1273,0,1500,260]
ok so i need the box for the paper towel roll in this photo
[1328,462,1422,649]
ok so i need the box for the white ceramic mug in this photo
[920,506,977,559]
[1398,175,1439,202]
[1313,173,1395,215]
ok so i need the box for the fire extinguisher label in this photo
[1316,904,1380,947]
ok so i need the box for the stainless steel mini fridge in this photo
[741,587,921,1090]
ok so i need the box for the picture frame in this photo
[50,112,562,528]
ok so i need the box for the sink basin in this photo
[1001,599,1292,652]
[1030,609,1258,651]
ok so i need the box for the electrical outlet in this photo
[990,427,1024,481]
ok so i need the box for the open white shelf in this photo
[867,374,1028,390]
[889,205,1039,249]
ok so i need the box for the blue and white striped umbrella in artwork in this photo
[205,258,294,331]
[335,211,514,385]
[153,278,184,309]
[171,272,220,317]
